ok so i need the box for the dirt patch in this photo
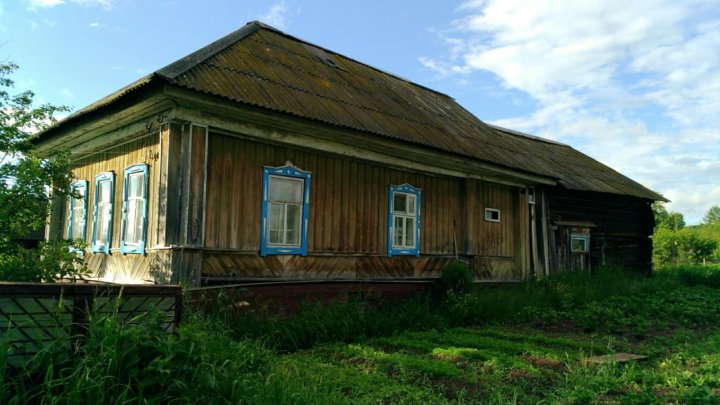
[524,355,564,370]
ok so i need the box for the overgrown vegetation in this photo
[4,265,720,403]
[652,202,720,265]
[0,62,85,282]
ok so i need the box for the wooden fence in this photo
[0,282,182,367]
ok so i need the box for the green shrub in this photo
[1,308,273,404]
[436,261,474,295]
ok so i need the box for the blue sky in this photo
[1,0,719,224]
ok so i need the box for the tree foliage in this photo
[653,228,717,266]
[704,205,720,225]
[0,62,85,281]
[652,202,685,231]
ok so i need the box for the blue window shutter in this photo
[91,172,114,254]
[388,183,421,257]
[260,165,311,256]
[120,164,149,255]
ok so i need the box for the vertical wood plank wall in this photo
[203,132,525,281]
[61,133,163,282]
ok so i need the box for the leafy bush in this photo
[2,308,273,404]
[653,228,717,265]
[0,239,88,282]
[436,261,474,294]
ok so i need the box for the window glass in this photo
[571,237,589,252]
[407,195,416,214]
[99,180,111,203]
[126,199,141,244]
[485,208,500,222]
[404,217,415,246]
[393,193,407,214]
[128,173,144,198]
[285,204,301,245]
[394,216,404,246]
[269,177,303,202]
[268,203,285,244]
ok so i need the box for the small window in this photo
[92,172,115,253]
[527,187,536,204]
[388,184,421,257]
[121,164,148,255]
[261,165,311,256]
[571,235,590,253]
[485,208,501,222]
[68,180,88,241]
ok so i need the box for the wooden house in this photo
[32,21,665,286]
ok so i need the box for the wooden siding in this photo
[202,132,526,281]
[62,133,160,277]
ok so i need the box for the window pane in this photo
[286,204,301,245]
[72,208,84,239]
[269,177,303,203]
[98,181,111,203]
[394,216,404,246]
[131,199,143,244]
[393,193,407,214]
[97,206,110,243]
[571,238,587,252]
[125,208,136,243]
[407,195,416,214]
[128,173,144,198]
[268,203,285,244]
[405,217,415,247]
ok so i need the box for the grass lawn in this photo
[266,325,720,404]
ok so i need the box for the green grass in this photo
[4,264,720,403]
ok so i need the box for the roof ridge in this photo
[158,20,455,101]
[156,21,264,79]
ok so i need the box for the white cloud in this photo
[60,89,74,99]
[88,22,101,27]
[72,0,114,10]
[422,0,720,224]
[28,0,65,9]
[27,0,114,10]
[260,1,290,30]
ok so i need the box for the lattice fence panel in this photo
[0,283,182,367]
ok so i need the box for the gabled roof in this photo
[35,20,665,201]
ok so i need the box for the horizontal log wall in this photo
[202,132,524,281]
[63,133,160,277]
[544,188,654,274]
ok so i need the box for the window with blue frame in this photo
[68,180,88,241]
[260,165,311,256]
[570,234,590,253]
[121,164,148,255]
[388,184,421,257]
[92,172,115,253]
